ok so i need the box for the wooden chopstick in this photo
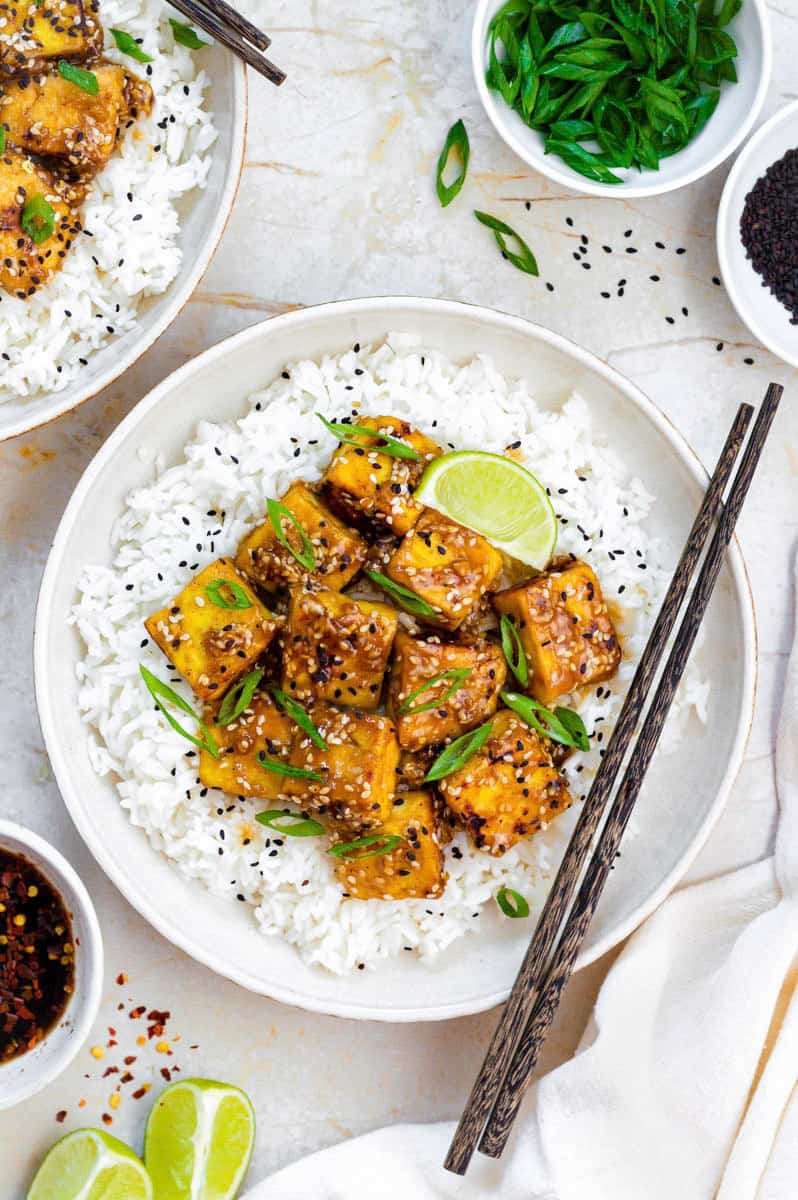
[443,399,755,1176]
[477,382,783,1160]
[169,0,286,85]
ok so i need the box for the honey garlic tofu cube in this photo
[493,558,621,705]
[144,559,280,702]
[386,511,503,631]
[321,415,441,536]
[335,791,446,901]
[0,0,103,77]
[284,703,400,829]
[387,631,506,751]
[199,690,293,800]
[438,710,571,856]
[282,586,397,709]
[235,482,367,594]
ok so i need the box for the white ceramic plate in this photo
[472,0,771,199]
[35,298,756,1022]
[0,48,247,443]
[717,100,798,368]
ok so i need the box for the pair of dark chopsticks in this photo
[445,382,783,1176]
[169,0,285,85]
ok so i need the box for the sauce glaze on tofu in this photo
[335,791,447,901]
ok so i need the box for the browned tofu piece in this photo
[0,0,102,77]
[144,559,280,702]
[282,586,397,709]
[235,481,367,594]
[1,65,153,176]
[321,415,441,536]
[438,709,571,856]
[335,791,446,901]
[0,148,83,298]
[284,703,400,829]
[198,689,293,800]
[387,631,506,751]
[493,558,621,705]
[386,511,503,631]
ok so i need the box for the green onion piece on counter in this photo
[140,664,219,758]
[436,118,470,207]
[216,667,264,726]
[255,810,325,837]
[329,834,404,861]
[496,886,530,918]
[316,413,420,460]
[423,721,494,783]
[398,668,472,715]
[267,498,316,570]
[501,689,590,752]
[474,211,539,276]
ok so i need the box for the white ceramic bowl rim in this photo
[34,297,756,1021]
[0,59,247,443]
[471,0,772,199]
[0,820,103,1107]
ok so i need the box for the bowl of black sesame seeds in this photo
[717,99,798,367]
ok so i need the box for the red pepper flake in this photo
[102,1113,113,1125]
[160,1067,172,1081]
[123,1055,137,1065]
[120,1071,133,1083]
[129,1005,146,1019]
[115,973,128,986]
[102,1066,119,1078]
[132,1086,148,1100]
[55,1110,67,1123]
[146,1009,170,1039]
[108,1027,117,1037]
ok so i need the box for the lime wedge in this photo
[144,1078,255,1200]
[27,1128,153,1200]
[414,450,557,568]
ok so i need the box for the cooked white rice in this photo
[0,0,216,399]
[71,336,709,974]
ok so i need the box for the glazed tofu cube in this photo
[282,586,397,709]
[335,791,446,901]
[493,558,621,705]
[438,709,572,856]
[198,689,293,800]
[321,415,441,535]
[0,0,102,77]
[387,631,507,751]
[386,511,503,630]
[0,65,153,176]
[235,482,367,594]
[0,149,83,299]
[144,559,280,702]
[284,703,400,829]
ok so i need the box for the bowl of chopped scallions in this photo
[472,0,770,198]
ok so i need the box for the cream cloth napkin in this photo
[244,563,798,1200]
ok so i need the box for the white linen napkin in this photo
[244,561,798,1200]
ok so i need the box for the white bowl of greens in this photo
[472,0,771,199]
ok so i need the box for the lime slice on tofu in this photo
[27,1128,153,1200]
[414,450,557,568]
[144,1078,255,1200]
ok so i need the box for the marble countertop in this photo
[1,1,797,1193]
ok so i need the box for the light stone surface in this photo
[1,0,797,1192]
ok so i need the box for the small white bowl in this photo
[0,821,103,1109]
[471,0,771,199]
[717,100,798,368]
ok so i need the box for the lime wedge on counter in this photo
[144,1078,255,1200]
[413,450,557,568]
[27,1128,153,1200]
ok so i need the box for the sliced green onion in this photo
[257,752,322,781]
[267,498,316,571]
[271,688,328,749]
[500,614,528,687]
[329,834,404,861]
[169,18,207,48]
[110,28,153,61]
[364,569,436,618]
[316,413,420,460]
[21,195,55,245]
[398,668,472,715]
[140,664,219,759]
[436,118,470,207]
[255,809,325,837]
[424,721,494,783]
[474,210,539,276]
[0,126,6,155]
[501,690,590,752]
[216,667,264,726]
[58,61,99,94]
[205,577,253,610]
[496,886,530,918]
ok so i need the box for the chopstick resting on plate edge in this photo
[169,0,286,85]
[476,382,782,1160]
[444,387,781,1176]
